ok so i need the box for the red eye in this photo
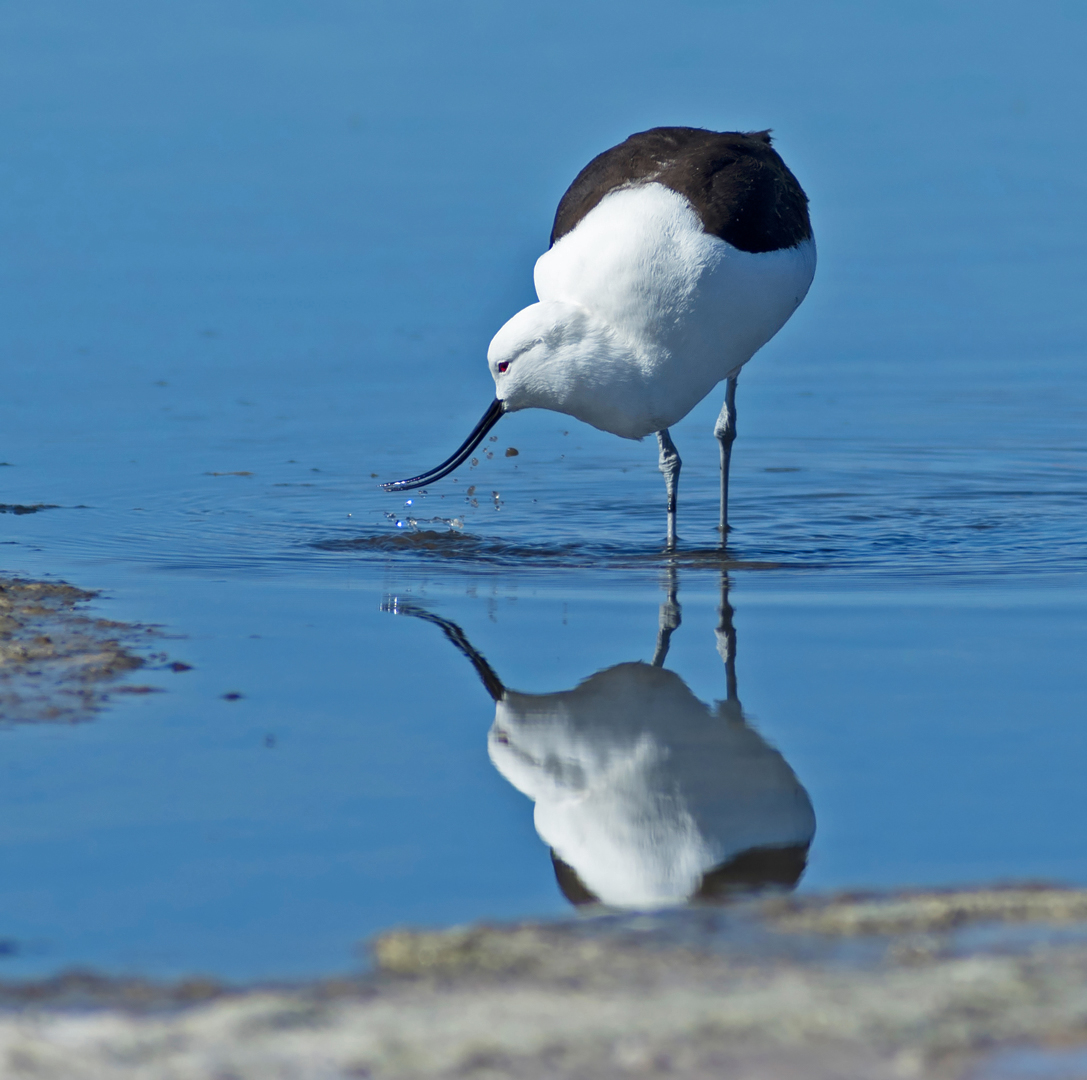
[497,361,510,373]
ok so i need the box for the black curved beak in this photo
[381,399,506,492]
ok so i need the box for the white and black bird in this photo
[385,576,815,908]
[383,127,815,546]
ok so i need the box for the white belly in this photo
[533,183,816,435]
[488,663,815,907]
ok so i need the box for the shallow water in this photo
[1,1,1086,979]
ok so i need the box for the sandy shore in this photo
[3,885,1087,1079]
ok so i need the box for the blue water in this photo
[0,1,1085,979]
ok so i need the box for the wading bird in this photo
[383,127,815,547]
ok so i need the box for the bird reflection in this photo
[385,571,814,909]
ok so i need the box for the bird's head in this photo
[487,301,648,437]
[380,301,638,495]
[487,300,607,413]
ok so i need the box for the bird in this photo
[382,126,815,548]
[384,572,814,908]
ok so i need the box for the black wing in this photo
[550,127,811,255]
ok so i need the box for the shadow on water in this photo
[314,527,792,573]
[384,570,815,910]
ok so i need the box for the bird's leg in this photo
[656,429,681,551]
[651,562,680,667]
[715,570,738,702]
[713,375,739,544]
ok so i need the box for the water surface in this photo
[0,0,1085,979]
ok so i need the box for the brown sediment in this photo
[0,504,59,515]
[0,577,160,724]
[762,883,1087,935]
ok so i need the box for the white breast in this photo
[533,184,816,434]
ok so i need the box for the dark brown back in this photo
[550,127,811,255]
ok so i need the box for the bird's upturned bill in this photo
[380,399,506,492]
